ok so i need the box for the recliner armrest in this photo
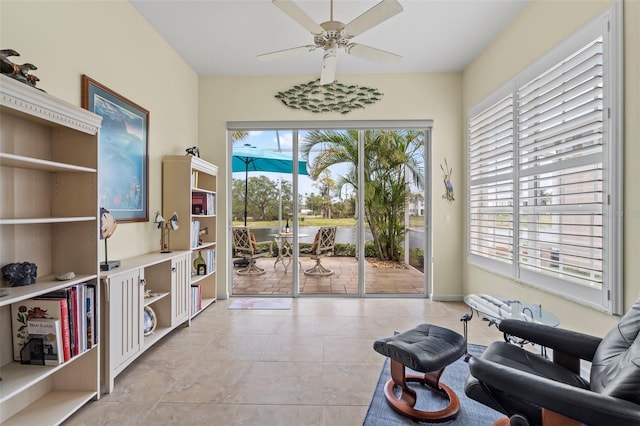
[468,356,640,426]
[498,319,602,362]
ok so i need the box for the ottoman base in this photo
[383,359,460,422]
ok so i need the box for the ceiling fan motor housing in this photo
[315,21,350,49]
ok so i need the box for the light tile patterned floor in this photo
[65,298,503,426]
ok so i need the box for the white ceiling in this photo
[130,0,529,77]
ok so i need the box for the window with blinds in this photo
[466,4,622,313]
[468,95,514,265]
[518,37,604,289]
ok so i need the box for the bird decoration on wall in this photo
[441,159,454,203]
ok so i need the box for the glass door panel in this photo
[363,129,426,295]
[298,129,358,295]
[230,131,294,296]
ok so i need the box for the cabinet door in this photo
[108,268,144,369]
[171,255,190,325]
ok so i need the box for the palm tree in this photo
[231,130,249,143]
[300,129,424,261]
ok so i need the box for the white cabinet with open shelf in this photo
[162,155,218,318]
[100,251,190,394]
[0,74,102,425]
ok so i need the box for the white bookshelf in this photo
[162,155,218,318]
[0,74,102,424]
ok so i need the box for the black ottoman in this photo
[373,324,467,422]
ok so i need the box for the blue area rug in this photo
[364,344,503,425]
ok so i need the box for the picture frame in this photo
[82,75,149,222]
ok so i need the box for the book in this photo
[23,318,64,366]
[38,288,76,357]
[86,284,96,348]
[11,298,71,362]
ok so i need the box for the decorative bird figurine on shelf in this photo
[0,49,44,91]
[0,49,20,74]
[185,146,200,157]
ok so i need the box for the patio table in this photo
[270,233,308,273]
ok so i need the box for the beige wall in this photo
[198,73,464,299]
[4,0,636,330]
[1,0,199,259]
[462,0,640,336]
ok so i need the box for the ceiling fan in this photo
[258,0,403,85]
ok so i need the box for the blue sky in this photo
[232,130,348,198]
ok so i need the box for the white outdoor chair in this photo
[232,227,271,275]
[304,226,337,276]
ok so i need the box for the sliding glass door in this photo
[228,121,432,298]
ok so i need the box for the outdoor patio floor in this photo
[232,256,425,295]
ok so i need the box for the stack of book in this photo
[11,283,97,366]
[191,192,215,215]
[205,249,216,273]
[191,284,202,316]
[191,220,200,248]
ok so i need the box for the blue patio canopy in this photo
[232,145,309,175]
[232,145,308,226]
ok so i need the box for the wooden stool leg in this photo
[389,358,417,407]
[382,359,460,423]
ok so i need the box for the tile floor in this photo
[65,298,503,426]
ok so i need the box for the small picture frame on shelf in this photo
[196,264,207,276]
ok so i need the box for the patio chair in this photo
[304,226,337,276]
[232,227,271,275]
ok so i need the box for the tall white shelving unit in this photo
[0,74,102,425]
[162,155,218,317]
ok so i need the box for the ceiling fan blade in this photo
[320,47,337,85]
[272,0,324,35]
[345,43,402,63]
[257,45,318,61]
[344,0,403,38]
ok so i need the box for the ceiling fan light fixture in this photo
[260,0,403,82]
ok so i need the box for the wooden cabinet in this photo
[0,74,102,424]
[100,251,190,393]
[162,155,218,317]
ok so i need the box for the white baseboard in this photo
[430,294,464,302]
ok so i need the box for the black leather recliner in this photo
[465,297,640,426]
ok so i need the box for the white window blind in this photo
[518,37,604,289]
[468,95,514,265]
[466,3,622,313]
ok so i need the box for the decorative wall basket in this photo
[275,79,382,114]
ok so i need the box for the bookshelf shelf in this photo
[163,155,219,319]
[0,74,102,424]
[143,292,170,307]
[1,390,97,426]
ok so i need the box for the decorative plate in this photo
[143,305,157,336]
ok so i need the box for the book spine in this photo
[70,286,79,356]
[59,298,71,362]
[86,285,95,348]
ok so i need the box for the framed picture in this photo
[82,75,149,222]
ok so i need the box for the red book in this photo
[55,298,71,362]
